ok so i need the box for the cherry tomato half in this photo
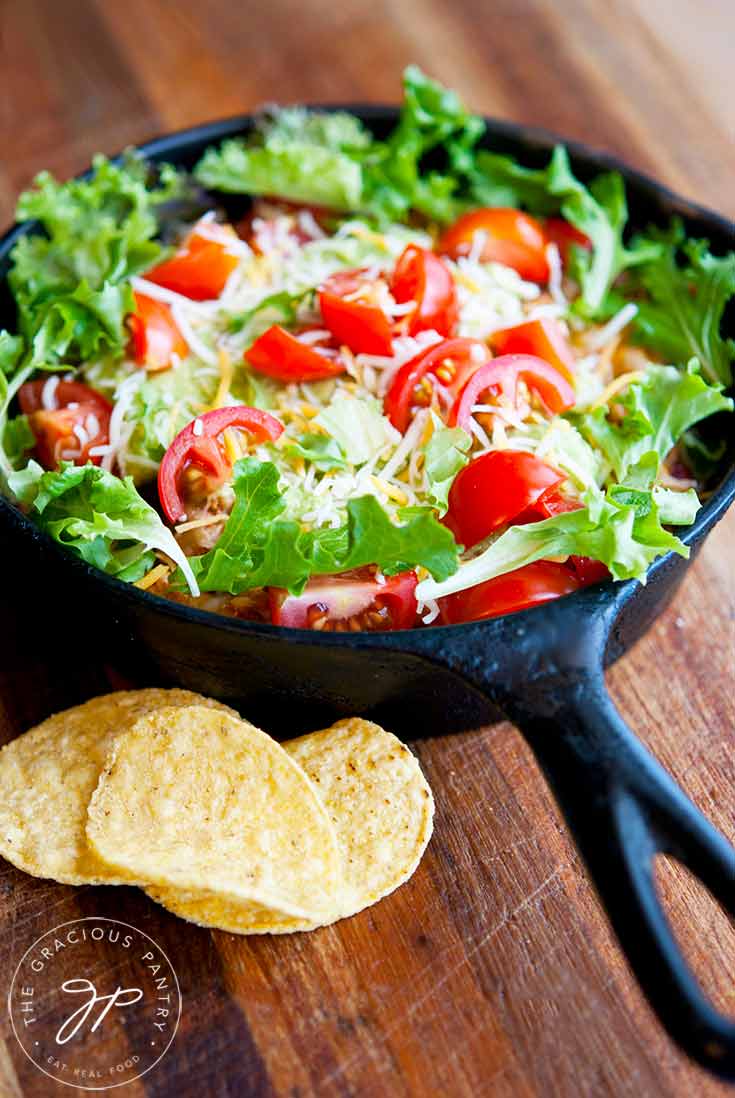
[440,561,581,624]
[245,325,347,383]
[269,569,418,631]
[128,292,189,372]
[18,379,113,468]
[144,221,239,301]
[544,217,592,266]
[444,449,564,549]
[449,353,575,430]
[158,406,284,524]
[319,269,393,355]
[384,337,490,433]
[391,245,458,337]
[492,318,576,384]
[438,208,550,283]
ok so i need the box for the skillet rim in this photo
[1,106,734,647]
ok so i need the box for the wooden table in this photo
[1,2,734,1095]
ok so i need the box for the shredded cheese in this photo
[589,370,646,410]
[134,563,170,590]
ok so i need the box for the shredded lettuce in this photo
[423,415,471,513]
[282,433,348,472]
[314,393,400,466]
[575,362,733,483]
[172,458,458,595]
[10,461,198,592]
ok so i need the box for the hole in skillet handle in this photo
[423,586,735,1081]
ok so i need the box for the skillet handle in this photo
[503,668,735,1080]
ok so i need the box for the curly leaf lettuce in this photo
[174,458,459,595]
[576,362,733,483]
[416,486,690,602]
[9,461,198,592]
[624,222,735,386]
[469,146,660,313]
[10,153,186,367]
[195,67,483,224]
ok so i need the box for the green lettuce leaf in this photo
[175,458,459,595]
[10,153,185,366]
[624,222,735,385]
[469,146,659,313]
[2,414,35,466]
[194,110,366,210]
[195,67,483,224]
[422,415,471,513]
[282,433,348,471]
[575,362,733,482]
[416,485,688,602]
[10,461,198,591]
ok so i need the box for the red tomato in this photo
[445,450,564,549]
[158,406,284,524]
[438,208,550,283]
[18,379,113,469]
[568,555,610,586]
[384,337,490,433]
[449,353,575,430]
[544,217,592,265]
[144,221,239,301]
[440,561,581,624]
[492,318,576,384]
[128,292,189,372]
[246,325,347,383]
[269,569,418,631]
[391,245,458,337]
[319,269,393,355]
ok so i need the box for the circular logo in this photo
[8,917,181,1091]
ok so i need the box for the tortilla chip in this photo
[86,705,341,922]
[0,689,235,886]
[148,718,434,932]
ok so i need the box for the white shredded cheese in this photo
[585,303,638,352]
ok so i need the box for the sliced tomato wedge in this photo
[449,353,575,430]
[544,217,592,265]
[492,318,576,384]
[440,561,581,624]
[128,292,188,372]
[391,245,458,337]
[158,406,284,524]
[245,325,347,383]
[18,379,113,468]
[445,449,564,549]
[438,208,550,283]
[384,337,489,433]
[144,220,239,301]
[269,569,418,631]
[319,269,393,355]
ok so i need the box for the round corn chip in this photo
[148,718,434,933]
[86,706,341,922]
[0,689,234,885]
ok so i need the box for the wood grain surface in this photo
[0,1,734,1095]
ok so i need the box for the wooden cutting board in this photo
[0,2,733,1095]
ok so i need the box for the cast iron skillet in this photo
[1,109,734,1079]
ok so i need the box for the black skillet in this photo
[1,109,734,1079]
